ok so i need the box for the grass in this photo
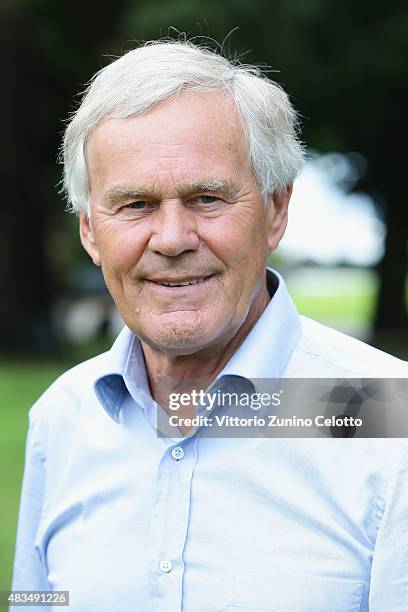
[286,266,377,321]
[0,363,68,595]
[292,290,375,320]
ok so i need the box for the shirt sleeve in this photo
[11,406,51,593]
[369,449,408,611]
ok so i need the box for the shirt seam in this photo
[295,345,385,377]
[373,447,408,541]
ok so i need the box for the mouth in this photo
[145,274,215,288]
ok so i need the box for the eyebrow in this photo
[103,178,241,206]
[176,179,241,200]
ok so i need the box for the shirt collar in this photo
[94,326,147,423]
[94,267,301,422]
[219,268,301,380]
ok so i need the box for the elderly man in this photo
[12,41,408,611]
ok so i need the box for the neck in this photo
[142,285,270,415]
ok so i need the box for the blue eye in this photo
[128,201,148,209]
[197,195,218,204]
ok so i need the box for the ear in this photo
[266,184,293,252]
[79,211,101,266]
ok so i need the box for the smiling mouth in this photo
[146,275,215,288]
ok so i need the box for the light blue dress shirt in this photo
[12,269,408,611]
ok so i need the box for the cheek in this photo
[97,226,147,273]
[203,217,268,271]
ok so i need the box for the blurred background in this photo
[1,0,407,594]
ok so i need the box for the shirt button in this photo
[171,446,185,461]
[159,559,173,573]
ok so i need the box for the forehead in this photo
[86,91,252,190]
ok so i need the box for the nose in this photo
[148,201,200,256]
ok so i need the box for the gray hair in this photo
[62,40,305,215]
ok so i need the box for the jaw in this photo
[135,308,217,354]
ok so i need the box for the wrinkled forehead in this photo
[85,90,254,193]
[87,90,248,161]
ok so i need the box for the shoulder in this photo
[28,351,111,441]
[294,315,408,377]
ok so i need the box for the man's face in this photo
[81,91,290,355]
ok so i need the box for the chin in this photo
[148,335,208,355]
[141,328,213,355]
[135,311,218,354]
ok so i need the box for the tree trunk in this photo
[374,187,408,333]
[0,11,55,353]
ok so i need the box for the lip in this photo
[145,274,215,290]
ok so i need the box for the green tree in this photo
[1,0,127,352]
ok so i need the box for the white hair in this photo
[62,40,305,215]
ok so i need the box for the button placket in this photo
[146,439,198,611]
[159,559,173,574]
[171,446,185,461]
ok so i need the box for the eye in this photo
[195,195,219,204]
[127,201,149,209]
